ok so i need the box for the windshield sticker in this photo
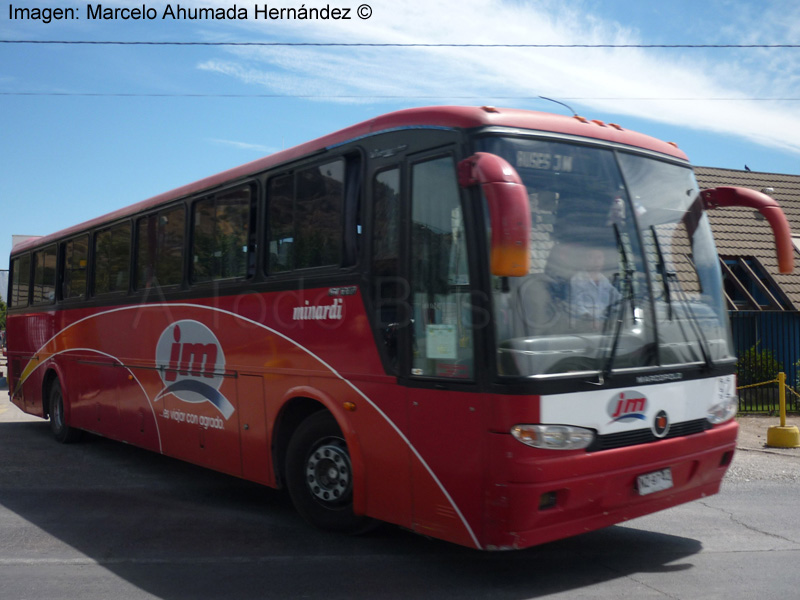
[426,324,458,360]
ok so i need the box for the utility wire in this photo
[2,92,800,100]
[2,40,800,48]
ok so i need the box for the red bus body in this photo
[5,107,755,549]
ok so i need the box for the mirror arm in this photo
[702,186,794,274]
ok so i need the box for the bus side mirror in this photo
[702,186,794,274]
[458,153,531,277]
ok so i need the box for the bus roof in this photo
[11,105,689,256]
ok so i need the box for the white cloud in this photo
[185,0,800,156]
[208,138,277,153]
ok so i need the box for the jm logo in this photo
[607,391,648,424]
[155,320,234,419]
[164,324,218,381]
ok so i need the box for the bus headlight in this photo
[707,396,738,425]
[511,424,595,450]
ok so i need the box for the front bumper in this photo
[483,419,737,550]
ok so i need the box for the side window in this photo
[267,175,294,273]
[95,223,131,295]
[409,156,474,380]
[296,160,344,269]
[192,186,253,283]
[267,159,345,273]
[136,205,185,289]
[63,235,89,300]
[10,254,31,308]
[371,167,402,370]
[32,245,57,305]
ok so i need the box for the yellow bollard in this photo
[766,372,800,448]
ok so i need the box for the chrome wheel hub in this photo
[305,438,352,505]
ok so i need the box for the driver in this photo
[570,247,620,330]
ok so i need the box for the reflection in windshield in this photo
[618,153,733,367]
[479,136,733,378]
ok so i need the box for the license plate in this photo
[637,468,673,496]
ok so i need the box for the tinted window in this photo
[10,254,31,308]
[63,235,89,299]
[192,187,252,283]
[296,161,344,269]
[371,167,402,369]
[32,245,57,305]
[267,175,293,273]
[136,206,185,288]
[95,223,131,295]
[267,159,344,272]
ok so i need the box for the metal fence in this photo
[730,311,800,412]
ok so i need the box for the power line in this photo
[2,40,800,48]
[2,91,800,101]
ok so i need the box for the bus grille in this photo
[587,419,711,452]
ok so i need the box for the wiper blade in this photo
[650,228,714,369]
[650,225,673,320]
[669,276,714,369]
[592,224,634,385]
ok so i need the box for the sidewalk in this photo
[0,363,39,423]
[735,414,800,456]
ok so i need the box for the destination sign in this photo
[516,151,574,172]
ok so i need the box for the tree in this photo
[0,297,6,331]
[737,342,783,387]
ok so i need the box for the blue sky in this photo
[2,0,800,271]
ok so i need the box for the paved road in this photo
[0,380,798,599]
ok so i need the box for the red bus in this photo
[5,106,793,550]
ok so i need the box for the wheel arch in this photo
[271,388,367,515]
[41,366,63,420]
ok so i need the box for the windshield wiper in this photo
[592,224,635,385]
[650,228,714,370]
[650,225,673,320]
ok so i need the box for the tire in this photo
[48,379,82,444]
[285,411,374,534]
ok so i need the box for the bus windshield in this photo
[479,136,734,378]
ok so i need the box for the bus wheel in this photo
[48,379,82,444]
[286,411,374,534]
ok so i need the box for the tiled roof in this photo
[694,166,800,310]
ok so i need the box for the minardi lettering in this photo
[293,299,344,321]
